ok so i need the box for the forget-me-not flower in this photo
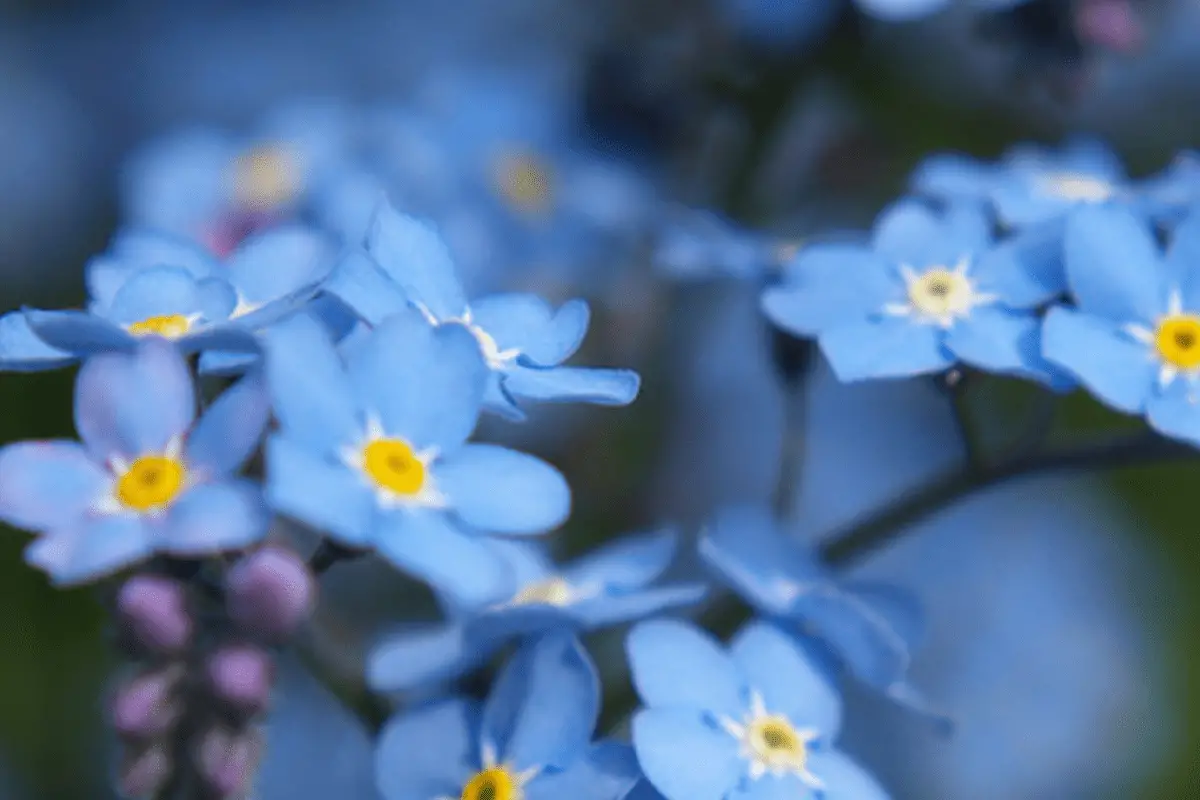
[375,632,641,800]
[654,207,803,283]
[368,528,708,692]
[628,619,888,800]
[263,308,571,606]
[327,204,640,419]
[1043,205,1200,445]
[762,199,1067,384]
[0,341,270,584]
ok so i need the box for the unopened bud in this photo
[117,576,192,655]
[117,743,171,799]
[208,645,274,717]
[197,726,263,797]
[111,667,183,740]
[226,545,316,641]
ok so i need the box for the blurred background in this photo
[0,0,1198,797]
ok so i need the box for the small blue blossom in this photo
[0,341,270,584]
[1136,151,1200,228]
[654,207,801,283]
[1043,205,1200,445]
[327,204,641,419]
[263,308,571,606]
[367,528,708,692]
[762,199,1067,384]
[627,619,889,800]
[375,632,641,800]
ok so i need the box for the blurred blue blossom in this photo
[0,341,269,584]
[714,0,841,50]
[654,208,797,283]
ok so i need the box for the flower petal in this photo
[872,200,988,267]
[104,266,210,326]
[368,623,481,693]
[569,584,708,629]
[0,442,108,531]
[972,219,1066,307]
[763,246,896,337]
[25,514,153,585]
[819,317,953,382]
[159,481,269,554]
[502,365,641,407]
[0,311,75,370]
[225,226,331,304]
[626,620,743,718]
[24,309,135,356]
[631,709,742,800]
[265,435,376,546]
[1041,307,1156,414]
[1146,380,1200,447]
[324,248,412,326]
[366,206,468,320]
[186,372,270,476]
[469,294,590,366]
[436,444,569,536]
[74,340,195,460]
[730,621,842,739]
[806,750,889,800]
[944,307,1056,380]
[375,699,480,800]
[524,742,642,800]
[564,528,679,591]
[1064,206,1164,323]
[482,632,600,772]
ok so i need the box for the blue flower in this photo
[700,505,947,727]
[1043,205,1200,444]
[262,308,571,606]
[327,204,641,419]
[367,528,708,692]
[0,341,269,584]
[762,199,1067,384]
[1136,151,1200,228]
[375,632,641,800]
[627,619,888,800]
[654,207,800,283]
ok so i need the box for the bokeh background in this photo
[1,0,1198,798]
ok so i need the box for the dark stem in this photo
[769,333,815,521]
[308,539,364,575]
[938,368,981,472]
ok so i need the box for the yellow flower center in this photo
[746,715,809,774]
[362,438,426,496]
[1155,315,1200,369]
[233,145,301,211]
[511,577,574,607]
[127,314,193,339]
[116,455,187,512]
[495,152,553,215]
[907,268,972,319]
[1038,173,1114,203]
[461,766,520,800]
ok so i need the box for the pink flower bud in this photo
[1075,0,1145,54]
[118,744,171,799]
[117,575,192,655]
[226,545,316,641]
[208,645,274,717]
[197,726,263,797]
[111,667,183,740]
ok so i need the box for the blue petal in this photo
[0,442,108,531]
[367,623,481,693]
[871,200,985,267]
[159,481,268,554]
[347,305,487,452]
[1167,209,1200,309]
[806,750,889,800]
[730,621,842,739]
[482,633,600,772]
[376,699,479,800]
[25,514,154,585]
[819,317,953,382]
[909,153,995,202]
[1041,307,1156,414]
[564,528,679,591]
[486,539,556,588]
[86,231,218,309]
[569,584,708,629]
[24,309,135,356]
[1064,206,1165,323]
[944,307,1052,379]
[0,311,75,370]
[631,709,741,800]
[74,340,195,460]
[469,605,579,645]
[730,774,814,800]
[525,742,642,800]
[469,294,590,366]
[762,246,896,337]
[265,435,376,546]
[856,0,949,21]
[502,365,640,407]
[436,444,570,536]
[225,226,332,304]
[263,313,360,456]
[366,206,468,320]
[186,372,270,476]
[104,266,212,326]
[197,349,259,376]
[374,508,514,607]
[324,248,411,325]
[972,219,1066,307]
[626,620,743,718]
[1146,380,1200,446]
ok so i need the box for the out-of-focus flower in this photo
[0,342,270,584]
[654,208,798,283]
[713,0,842,50]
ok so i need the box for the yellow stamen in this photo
[362,439,426,496]
[461,766,520,800]
[116,455,187,512]
[1155,315,1200,369]
[127,314,192,339]
[233,145,300,211]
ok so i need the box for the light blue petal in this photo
[469,605,579,645]
[347,306,486,453]
[24,309,135,356]
[325,249,411,325]
[806,750,890,800]
[186,372,270,476]
[74,340,195,460]
[486,539,556,588]
[838,582,925,651]
[730,774,815,800]
[0,442,108,531]
[856,0,949,21]
[971,219,1066,307]
[25,514,154,585]
[0,311,74,370]
[376,699,479,800]
[374,508,514,607]
[1146,381,1200,447]
[1059,136,1125,179]
[819,317,953,382]
[1167,210,1200,308]
[1041,307,1156,414]
[468,294,590,366]
[197,349,258,376]
[871,200,952,266]
[503,365,640,407]
[1064,206,1165,323]
[626,620,743,718]
[86,231,218,308]
[484,374,527,421]
[631,709,741,800]
[909,153,995,202]
[525,742,642,800]
[793,585,912,693]
[763,246,897,337]
[368,623,480,693]
[730,621,842,740]
[570,584,708,629]
[176,324,261,356]
[265,435,376,546]
[159,481,268,554]
[482,633,599,772]
[225,226,332,304]
[945,307,1049,378]
[564,528,679,591]
[104,266,208,326]
[366,206,468,320]
[263,313,360,456]
[436,444,570,535]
